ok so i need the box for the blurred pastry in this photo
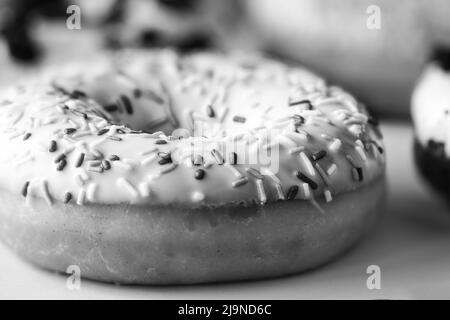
[243,0,450,117]
[102,0,251,52]
[412,47,450,199]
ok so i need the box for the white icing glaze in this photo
[412,63,450,154]
[0,50,385,207]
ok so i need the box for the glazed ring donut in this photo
[412,48,450,199]
[0,50,386,284]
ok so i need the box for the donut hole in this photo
[67,73,194,136]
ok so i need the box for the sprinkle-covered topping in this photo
[3,50,384,207]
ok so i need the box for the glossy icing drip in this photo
[0,50,385,207]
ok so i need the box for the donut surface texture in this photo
[0,50,386,284]
[413,52,450,199]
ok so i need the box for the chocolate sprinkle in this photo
[64,192,73,204]
[119,95,133,115]
[23,132,32,140]
[158,152,172,165]
[295,171,318,190]
[158,157,172,165]
[75,153,85,168]
[289,99,313,109]
[21,181,30,197]
[194,169,205,180]
[312,150,327,161]
[286,185,299,200]
[97,128,109,136]
[49,140,57,152]
[233,115,247,123]
[54,153,66,163]
[133,88,142,98]
[293,115,305,126]
[64,128,77,135]
[155,139,168,145]
[71,90,87,99]
[353,167,364,181]
[206,105,215,117]
[56,159,67,171]
[109,154,120,161]
[103,104,119,112]
[102,160,111,170]
[229,152,237,165]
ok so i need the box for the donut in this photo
[243,0,450,117]
[0,49,386,284]
[100,0,243,52]
[412,47,450,200]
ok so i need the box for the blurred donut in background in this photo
[243,0,450,117]
[100,0,252,52]
[0,0,252,65]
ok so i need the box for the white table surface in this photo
[1,121,450,299]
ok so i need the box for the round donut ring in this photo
[0,50,386,284]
